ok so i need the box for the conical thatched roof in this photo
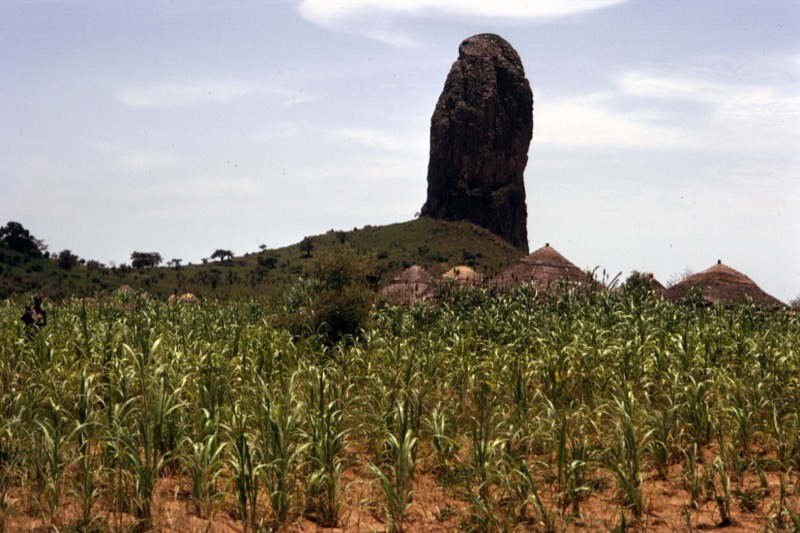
[442,265,484,285]
[492,243,592,291]
[664,260,784,308]
[380,265,435,304]
[395,265,433,285]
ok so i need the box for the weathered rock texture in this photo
[420,34,533,253]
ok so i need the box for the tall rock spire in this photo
[420,33,532,253]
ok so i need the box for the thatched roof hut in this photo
[492,243,592,291]
[664,260,784,308]
[168,292,200,304]
[380,265,435,304]
[442,265,484,286]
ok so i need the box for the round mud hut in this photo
[442,265,484,286]
[664,260,784,309]
[492,243,592,292]
[380,265,435,305]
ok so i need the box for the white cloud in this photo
[616,69,800,152]
[89,142,179,170]
[535,64,800,154]
[331,127,428,155]
[116,79,258,108]
[617,71,800,116]
[535,92,691,149]
[148,175,263,201]
[120,151,179,171]
[116,79,314,109]
[297,0,628,45]
[361,27,423,48]
[298,0,627,23]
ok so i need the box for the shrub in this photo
[280,243,377,343]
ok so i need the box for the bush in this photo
[280,244,377,343]
[57,249,79,270]
[257,253,278,269]
[311,283,375,343]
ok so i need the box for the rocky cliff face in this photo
[420,33,532,253]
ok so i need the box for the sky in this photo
[2,0,799,301]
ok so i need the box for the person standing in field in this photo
[21,295,47,334]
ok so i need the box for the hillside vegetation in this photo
[0,218,523,301]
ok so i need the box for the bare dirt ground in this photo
[3,458,797,532]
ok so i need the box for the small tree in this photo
[57,249,79,270]
[257,254,278,269]
[295,243,377,343]
[299,237,314,258]
[666,267,694,288]
[211,249,234,262]
[204,269,221,291]
[623,271,661,299]
[130,251,163,269]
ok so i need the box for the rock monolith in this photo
[420,33,532,253]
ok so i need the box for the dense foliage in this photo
[0,218,523,301]
[0,287,798,531]
[0,222,44,259]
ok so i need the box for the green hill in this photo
[1,218,524,301]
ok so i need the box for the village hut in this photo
[664,260,784,308]
[380,265,435,304]
[168,292,200,304]
[492,243,592,292]
[442,265,484,286]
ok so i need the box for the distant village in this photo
[381,243,785,309]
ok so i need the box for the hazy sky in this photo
[2,0,799,301]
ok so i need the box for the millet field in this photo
[0,285,798,532]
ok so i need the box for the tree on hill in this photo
[0,221,45,258]
[211,249,234,262]
[130,251,163,269]
[57,249,79,270]
[299,237,314,258]
[257,253,277,269]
